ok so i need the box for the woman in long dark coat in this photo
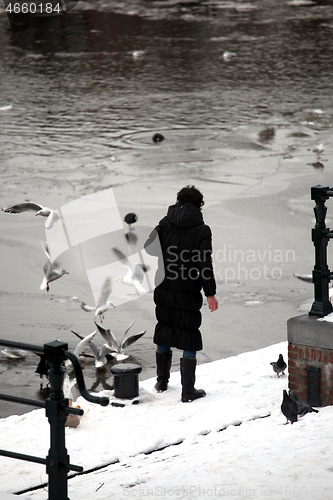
[146,185,218,402]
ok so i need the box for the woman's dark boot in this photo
[180,358,206,402]
[155,350,172,392]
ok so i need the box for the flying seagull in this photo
[95,320,146,361]
[40,241,69,292]
[2,202,59,229]
[71,330,113,369]
[289,390,319,417]
[281,389,298,424]
[65,330,98,368]
[72,277,114,322]
[270,354,287,378]
[112,247,148,295]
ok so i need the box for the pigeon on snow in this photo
[270,354,287,377]
[289,390,319,417]
[281,390,298,424]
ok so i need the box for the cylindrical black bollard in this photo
[111,363,142,399]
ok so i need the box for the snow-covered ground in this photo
[1,341,331,500]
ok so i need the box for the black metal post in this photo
[44,340,72,500]
[0,338,109,499]
[309,185,333,317]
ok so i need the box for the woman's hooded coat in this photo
[148,202,216,351]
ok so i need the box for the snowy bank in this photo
[0,341,331,499]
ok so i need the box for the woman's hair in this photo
[176,185,204,208]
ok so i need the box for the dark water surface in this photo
[1,0,333,417]
[1,0,333,153]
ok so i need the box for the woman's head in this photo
[176,185,204,208]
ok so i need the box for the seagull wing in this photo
[123,320,135,337]
[95,322,119,352]
[45,210,60,229]
[40,276,48,291]
[101,344,114,356]
[2,202,43,214]
[132,263,145,284]
[40,260,56,290]
[96,276,112,308]
[121,330,146,351]
[73,331,96,357]
[293,273,313,283]
[87,339,101,360]
[43,260,52,276]
[44,262,62,282]
[71,330,84,341]
[80,302,96,312]
[41,241,52,262]
[112,247,132,268]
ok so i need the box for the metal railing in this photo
[310,185,333,317]
[0,338,109,500]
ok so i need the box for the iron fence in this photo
[0,338,109,500]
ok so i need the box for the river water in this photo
[0,0,333,417]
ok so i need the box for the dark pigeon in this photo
[270,354,287,377]
[35,354,50,379]
[281,390,298,424]
[289,390,319,417]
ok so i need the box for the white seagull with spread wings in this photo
[40,241,69,292]
[95,320,146,361]
[2,202,59,229]
[72,277,115,322]
[65,330,97,367]
[112,247,148,295]
[70,330,113,369]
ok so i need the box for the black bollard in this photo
[111,363,142,399]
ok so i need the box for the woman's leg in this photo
[155,345,172,392]
[157,345,171,353]
[183,350,196,358]
[180,350,205,402]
